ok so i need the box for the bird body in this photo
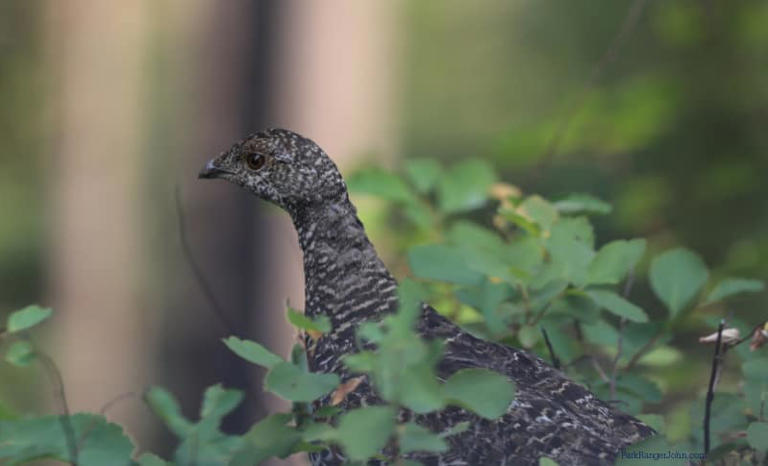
[199,128,654,465]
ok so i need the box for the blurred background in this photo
[1,0,767,461]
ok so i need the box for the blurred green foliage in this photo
[347,157,767,462]
[2,0,768,464]
[403,0,768,279]
[2,157,767,464]
[0,1,45,310]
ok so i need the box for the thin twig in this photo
[174,185,238,336]
[535,0,650,175]
[729,323,763,348]
[37,351,78,465]
[610,271,635,400]
[540,327,561,369]
[704,319,725,455]
[609,318,626,401]
[623,331,663,371]
[590,356,610,383]
[77,391,140,451]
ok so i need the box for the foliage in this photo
[1,159,767,464]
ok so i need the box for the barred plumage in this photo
[199,128,654,465]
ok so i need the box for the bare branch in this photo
[623,330,662,372]
[174,185,238,336]
[36,351,78,464]
[609,318,626,401]
[590,356,610,383]
[540,327,561,369]
[610,271,635,399]
[536,0,650,174]
[78,391,140,451]
[703,319,725,455]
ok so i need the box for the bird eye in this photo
[245,153,266,170]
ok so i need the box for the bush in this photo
[0,159,766,465]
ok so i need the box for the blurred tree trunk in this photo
[146,0,277,455]
[47,0,151,443]
[45,1,399,462]
[263,2,401,462]
[263,0,401,387]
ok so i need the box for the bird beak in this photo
[198,159,225,179]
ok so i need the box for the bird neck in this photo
[289,195,399,328]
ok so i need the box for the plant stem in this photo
[37,351,78,465]
[703,319,725,455]
[540,327,561,369]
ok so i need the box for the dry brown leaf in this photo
[489,183,522,201]
[330,376,365,406]
[698,328,740,345]
[750,323,768,351]
[306,329,323,341]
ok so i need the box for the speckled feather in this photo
[200,129,654,466]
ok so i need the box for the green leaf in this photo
[443,368,515,419]
[399,363,446,414]
[4,340,35,367]
[518,195,559,231]
[0,414,135,466]
[743,377,768,418]
[586,289,648,323]
[743,358,768,383]
[199,384,243,427]
[586,239,646,285]
[621,322,669,362]
[336,406,396,461]
[437,159,496,213]
[265,362,340,402]
[144,387,193,437]
[539,321,582,364]
[704,278,765,304]
[344,350,376,373]
[616,374,662,403]
[347,168,416,203]
[582,319,619,347]
[637,345,682,367]
[230,414,301,466]
[146,384,245,464]
[399,423,448,454]
[302,420,337,443]
[649,248,708,317]
[286,308,331,334]
[539,458,559,466]
[517,325,541,348]
[689,393,747,451]
[548,294,601,324]
[408,244,483,286]
[397,278,428,324]
[6,305,52,333]
[747,422,768,451]
[405,158,442,193]
[222,336,284,369]
[553,193,612,215]
[456,279,511,336]
[635,414,665,434]
[545,218,595,285]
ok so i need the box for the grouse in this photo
[198,128,654,465]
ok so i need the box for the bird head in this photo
[198,128,346,210]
